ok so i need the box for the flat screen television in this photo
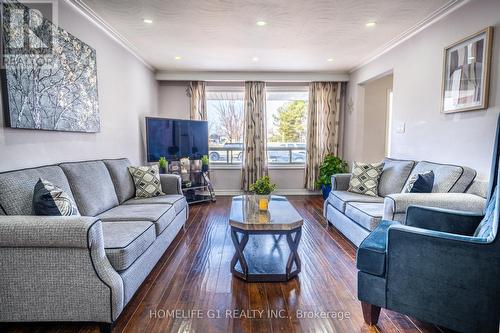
[146,117,208,162]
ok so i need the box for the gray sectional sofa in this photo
[324,158,488,246]
[0,158,188,329]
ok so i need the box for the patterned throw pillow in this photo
[405,170,434,193]
[128,165,165,198]
[348,162,385,197]
[33,178,80,216]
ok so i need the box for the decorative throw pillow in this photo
[348,161,385,197]
[405,170,434,193]
[128,165,165,198]
[33,178,80,216]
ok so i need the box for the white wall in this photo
[0,1,159,171]
[158,82,190,119]
[345,0,500,179]
[157,83,309,193]
[209,168,306,194]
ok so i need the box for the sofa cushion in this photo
[357,220,398,276]
[33,178,80,216]
[102,221,156,271]
[123,194,187,214]
[466,180,489,199]
[403,161,476,194]
[378,158,415,197]
[98,204,176,236]
[60,161,119,216]
[345,202,384,231]
[103,159,135,204]
[0,166,75,215]
[328,190,384,213]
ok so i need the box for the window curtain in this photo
[187,81,207,120]
[242,81,267,191]
[305,82,345,190]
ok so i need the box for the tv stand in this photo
[181,170,216,204]
[168,158,215,204]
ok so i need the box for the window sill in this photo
[269,164,306,170]
[210,164,241,170]
[210,164,305,171]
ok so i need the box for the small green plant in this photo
[249,176,277,195]
[315,154,349,188]
[158,157,168,169]
[201,155,209,165]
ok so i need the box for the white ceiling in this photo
[78,0,453,72]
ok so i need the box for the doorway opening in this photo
[360,73,394,161]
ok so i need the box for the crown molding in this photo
[155,71,349,82]
[349,0,469,73]
[64,0,154,71]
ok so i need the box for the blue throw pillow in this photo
[406,171,434,193]
[33,178,80,216]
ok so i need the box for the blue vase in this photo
[321,184,331,200]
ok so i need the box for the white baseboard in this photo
[214,189,320,196]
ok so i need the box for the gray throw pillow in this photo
[33,178,80,216]
[128,165,165,198]
[348,161,385,197]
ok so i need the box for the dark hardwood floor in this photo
[4,196,451,333]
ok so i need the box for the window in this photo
[266,87,308,165]
[207,88,244,164]
[206,85,309,166]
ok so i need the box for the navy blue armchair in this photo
[356,115,500,333]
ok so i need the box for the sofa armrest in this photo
[383,193,486,223]
[0,215,100,248]
[160,174,183,195]
[331,173,351,191]
[0,215,124,322]
[406,206,484,235]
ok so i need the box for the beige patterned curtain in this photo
[242,81,267,191]
[305,82,344,190]
[187,81,207,120]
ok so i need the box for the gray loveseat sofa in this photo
[0,158,188,329]
[324,158,487,246]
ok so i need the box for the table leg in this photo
[230,227,249,276]
[286,227,302,278]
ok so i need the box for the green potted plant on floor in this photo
[201,155,209,173]
[316,154,349,199]
[249,176,277,211]
[158,156,168,174]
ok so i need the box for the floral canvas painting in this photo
[1,1,100,132]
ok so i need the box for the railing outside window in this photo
[209,145,306,165]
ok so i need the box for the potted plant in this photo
[249,176,277,211]
[201,155,209,172]
[315,154,349,199]
[158,157,168,174]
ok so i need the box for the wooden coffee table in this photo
[229,195,303,282]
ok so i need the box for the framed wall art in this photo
[441,27,493,113]
[1,0,100,132]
